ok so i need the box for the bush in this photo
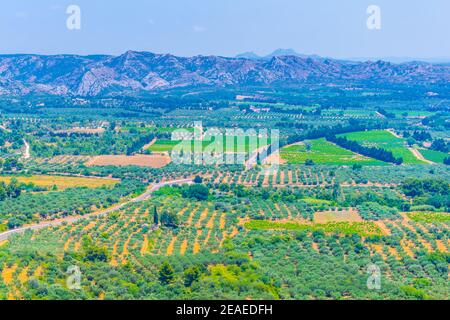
[182,184,209,201]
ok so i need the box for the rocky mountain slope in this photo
[0,51,448,96]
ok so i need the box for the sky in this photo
[0,0,449,60]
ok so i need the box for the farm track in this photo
[0,178,193,241]
[141,137,157,151]
[22,139,30,159]
[408,147,435,165]
[239,181,397,188]
[387,129,401,139]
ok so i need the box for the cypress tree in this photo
[153,206,159,225]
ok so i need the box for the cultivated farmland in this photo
[85,155,171,168]
[0,175,118,190]
[281,138,385,165]
[339,130,426,164]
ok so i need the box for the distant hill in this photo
[236,48,323,61]
[0,50,449,97]
[235,52,262,60]
[347,56,450,64]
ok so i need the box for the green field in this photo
[121,124,153,133]
[339,130,425,164]
[280,138,385,165]
[148,137,271,153]
[245,220,383,237]
[391,110,435,118]
[300,197,333,205]
[147,139,181,152]
[155,127,195,134]
[419,149,449,164]
[407,212,450,223]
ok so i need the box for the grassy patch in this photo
[300,197,333,205]
[155,127,195,134]
[391,110,435,118]
[147,140,181,152]
[153,186,182,197]
[407,212,450,223]
[0,175,118,190]
[419,149,449,164]
[245,220,383,237]
[148,137,270,153]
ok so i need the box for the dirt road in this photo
[408,147,434,164]
[0,178,193,241]
[22,139,30,159]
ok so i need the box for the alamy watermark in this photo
[366,264,381,290]
[367,5,381,30]
[66,265,82,290]
[169,122,280,174]
[66,5,81,30]
[64,5,380,32]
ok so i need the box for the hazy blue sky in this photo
[1,0,449,59]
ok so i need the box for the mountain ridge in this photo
[0,50,449,97]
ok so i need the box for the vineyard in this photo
[147,136,270,154]
[339,130,426,165]
[281,139,385,165]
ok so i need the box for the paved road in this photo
[0,178,193,241]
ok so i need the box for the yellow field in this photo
[2,264,17,285]
[166,237,177,256]
[18,266,29,284]
[180,240,188,255]
[140,235,149,255]
[0,175,119,190]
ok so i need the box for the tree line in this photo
[444,157,450,165]
[126,132,155,155]
[430,138,449,153]
[285,120,383,146]
[326,135,403,165]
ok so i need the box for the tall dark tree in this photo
[159,262,175,285]
[0,183,6,201]
[153,206,159,225]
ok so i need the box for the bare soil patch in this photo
[54,127,105,135]
[314,208,362,224]
[86,154,171,168]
